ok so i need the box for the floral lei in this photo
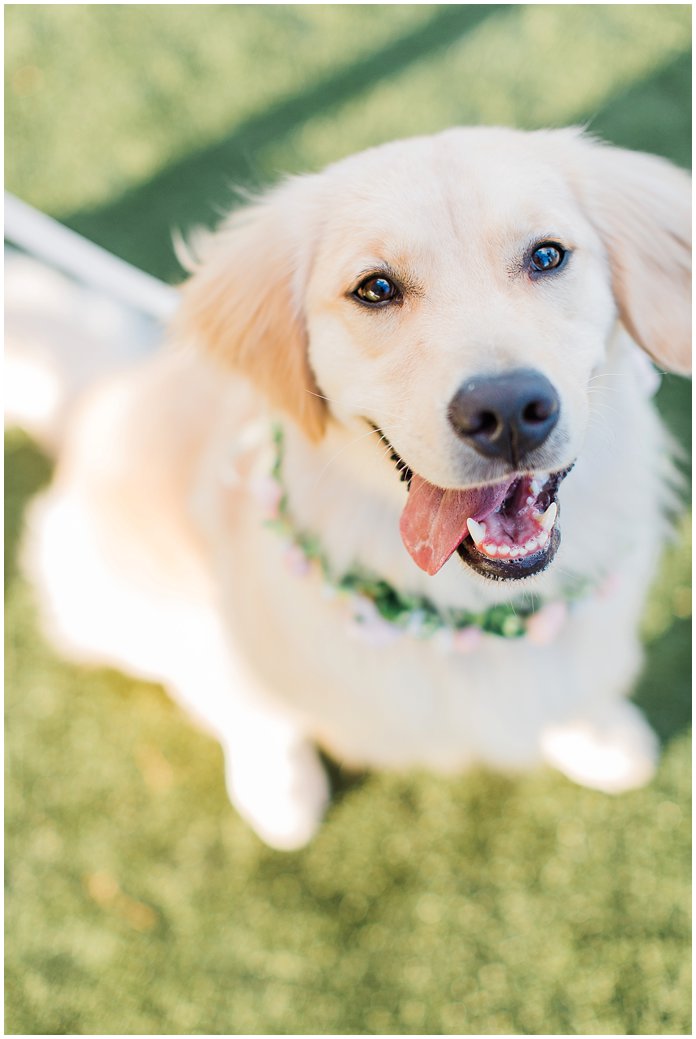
[250,425,600,652]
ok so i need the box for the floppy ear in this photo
[174,178,327,440]
[559,131,691,375]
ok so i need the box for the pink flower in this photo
[598,572,621,600]
[347,596,401,646]
[283,544,311,577]
[452,627,484,653]
[251,476,283,518]
[526,601,568,645]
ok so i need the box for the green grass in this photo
[5,5,692,1034]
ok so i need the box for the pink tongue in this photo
[400,474,512,575]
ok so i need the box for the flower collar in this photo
[251,424,600,651]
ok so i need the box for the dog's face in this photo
[303,133,620,578]
[178,127,691,582]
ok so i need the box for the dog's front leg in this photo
[164,616,329,851]
[220,712,329,852]
[539,698,658,794]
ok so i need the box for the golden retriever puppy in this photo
[27,127,691,849]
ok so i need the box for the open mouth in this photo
[454,468,571,580]
[377,430,573,582]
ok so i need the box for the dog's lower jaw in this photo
[456,524,562,581]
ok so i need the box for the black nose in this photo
[448,368,560,467]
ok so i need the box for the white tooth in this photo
[529,480,542,496]
[509,546,521,558]
[497,544,511,557]
[525,539,538,552]
[467,518,486,544]
[538,530,549,546]
[539,502,558,531]
[484,543,499,556]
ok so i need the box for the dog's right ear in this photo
[174,178,327,441]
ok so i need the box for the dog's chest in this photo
[215,506,613,770]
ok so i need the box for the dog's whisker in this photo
[587,371,634,383]
[303,387,409,423]
[308,423,408,492]
[586,413,618,449]
[587,401,621,424]
[587,384,622,397]
[587,402,620,419]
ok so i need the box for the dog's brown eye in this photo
[354,275,399,304]
[530,243,566,273]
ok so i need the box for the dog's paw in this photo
[224,737,330,851]
[540,700,658,794]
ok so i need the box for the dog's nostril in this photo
[468,410,499,437]
[522,398,557,425]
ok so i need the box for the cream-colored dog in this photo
[27,127,691,849]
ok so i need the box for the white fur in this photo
[5,249,162,451]
[24,127,690,849]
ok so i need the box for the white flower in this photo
[433,627,454,654]
[405,609,427,636]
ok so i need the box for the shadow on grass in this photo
[320,752,369,806]
[58,39,691,287]
[654,373,692,490]
[4,430,53,591]
[633,619,691,747]
[587,50,692,169]
[58,4,504,281]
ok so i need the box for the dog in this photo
[26,126,691,849]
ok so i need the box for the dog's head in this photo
[176,127,691,582]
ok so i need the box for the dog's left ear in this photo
[174,177,327,440]
[559,131,691,375]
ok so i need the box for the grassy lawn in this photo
[5,6,691,1034]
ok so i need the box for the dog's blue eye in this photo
[530,243,566,273]
[354,275,399,304]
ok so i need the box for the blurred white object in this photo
[4,193,178,452]
[5,193,177,319]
